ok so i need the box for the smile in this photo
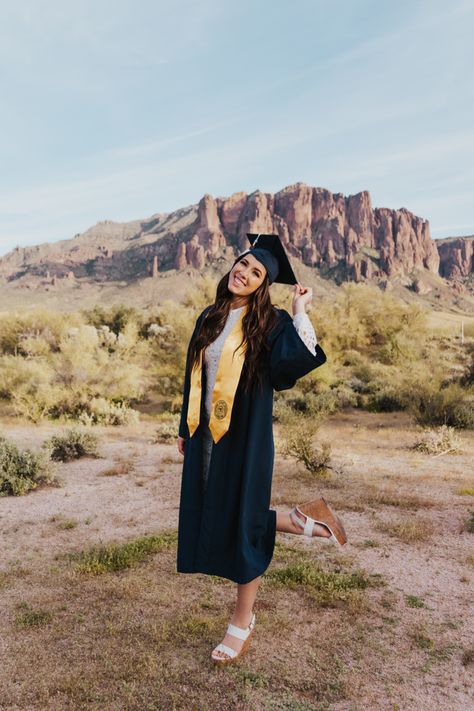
[233,274,246,287]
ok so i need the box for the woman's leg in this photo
[276,510,331,538]
[212,576,261,659]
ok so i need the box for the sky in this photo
[0,0,473,257]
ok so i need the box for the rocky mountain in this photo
[437,235,474,279]
[0,182,472,292]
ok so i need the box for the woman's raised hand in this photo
[292,283,313,315]
[177,436,186,455]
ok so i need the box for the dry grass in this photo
[361,487,435,510]
[63,530,178,574]
[1,536,377,710]
[1,410,473,710]
[98,457,134,477]
[456,487,474,496]
[410,623,458,672]
[373,516,434,543]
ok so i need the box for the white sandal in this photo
[289,496,348,546]
[211,612,256,665]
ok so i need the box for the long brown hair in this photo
[188,260,279,393]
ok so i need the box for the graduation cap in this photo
[233,233,298,285]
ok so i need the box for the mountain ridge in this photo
[0,182,472,291]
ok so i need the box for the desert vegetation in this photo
[0,435,58,496]
[0,278,472,706]
[0,281,472,433]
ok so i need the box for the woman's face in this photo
[228,253,267,297]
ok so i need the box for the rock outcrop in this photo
[437,236,474,279]
[174,183,440,283]
[0,182,471,288]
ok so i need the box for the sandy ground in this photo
[0,409,473,710]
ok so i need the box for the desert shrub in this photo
[0,317,148,422]
[82,303,141,336]
[460,347,474,386]
[312,282,429,363]
[0,356,65,422]
[366,384,409,412]
[280,413,332,477]
[181,275,220,313]
[0,309,75,356]
[0,436,58,496]
[153,414,181,443]
[351,359,384,385]
[145,299,204,398]
[42,428,101,462]
[341,349,367,368]
[272,398,297,425]
[284,386,357,417]
[412,425,462,454]
[76,398,140,426]
[319,383,359,410]
[407,382,474,429]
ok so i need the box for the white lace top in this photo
[203,306,317,418]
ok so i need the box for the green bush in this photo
[81,303,141,336]
[153,414,181,443]
[76,398,140,426]
[0,318,148,423]
[280,413,332,477]
[407,382,474,429]
[0,436,58,496]
[0,357,63,423]
[42,428,101,462]
[312,282,429,363]
[366,385,408,412]
[0,283,471,428]
[0,309,74,356]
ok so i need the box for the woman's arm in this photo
[292,311,317,356]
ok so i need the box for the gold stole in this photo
[187,305,248,444]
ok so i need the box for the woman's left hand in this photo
[292,284,313,315]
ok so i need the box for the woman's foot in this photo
[290,498,348,545]
[287,510,332,538]
[211,611,255,661]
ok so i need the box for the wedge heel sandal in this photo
[289,496,347,546]
[211,613,256,665]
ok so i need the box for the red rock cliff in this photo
[436,236,474,279]
[177,182,440,282]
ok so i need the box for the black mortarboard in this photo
[232,233,298,285]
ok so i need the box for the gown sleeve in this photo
[292,311,317,356]
[269,308,327,392]
[178,306,211,439]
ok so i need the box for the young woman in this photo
[176,233,347,665]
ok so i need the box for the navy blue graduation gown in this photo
[176,305,327,584]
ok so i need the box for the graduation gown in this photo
[176,305,327,585]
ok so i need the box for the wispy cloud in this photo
[0,0,473,254]
[102,116,252,161]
